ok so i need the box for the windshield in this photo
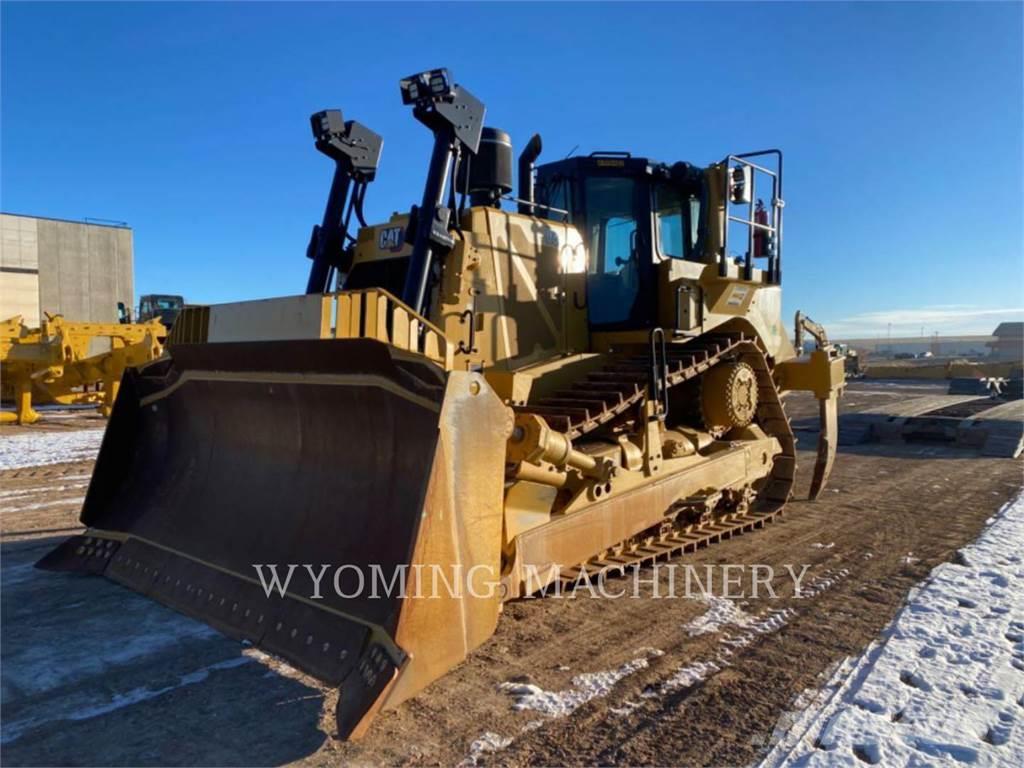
[654,184,701,261]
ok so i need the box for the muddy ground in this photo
[1,382,1021,766]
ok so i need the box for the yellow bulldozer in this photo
[40,69,844,738]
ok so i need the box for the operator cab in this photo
[138,294,185,328]
[533,153,706,331]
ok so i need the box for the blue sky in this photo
[2,1,1021,338]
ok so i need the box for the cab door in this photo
[581,174,655,330]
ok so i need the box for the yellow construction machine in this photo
[40,69,844,738]
[1,313,165,424]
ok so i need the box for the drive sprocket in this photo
[700,360,758,436]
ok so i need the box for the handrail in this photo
[330,288,454,370]
[720,150,784,284]
[648,327,669,421]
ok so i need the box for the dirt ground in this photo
[1,382,1021,767]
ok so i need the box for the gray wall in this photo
[0,213,133,326]
[0,215,40,326]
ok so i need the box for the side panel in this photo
[438,208,588,372]
[743,285,793,360]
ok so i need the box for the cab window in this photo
[540,175,571,223]
[586,178,637,275]
[655,184,701,261]
[584,177,642,326]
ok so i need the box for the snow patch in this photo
[721,608,796,653]
[2,562,51,588]
[500,654,654,717]
[481,566,852,764]
[1,656,252,744]
[68,656,252,721]
[0,429,105,470]
[3,497,84,514]
[800,568,850,598]
[681,596,758,637]
[644,570,849,700]
[480,647,664,765]
[761,493,1024,767]
[609,699,644,716]
[459,732,513,767]
[242,647,314,685]
[2,608,219,697]
[644,659,722,697]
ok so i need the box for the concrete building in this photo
[0,213,134,328]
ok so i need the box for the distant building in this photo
[987,322,1023,361]
[834,335,992,358]
[0,213,134,327]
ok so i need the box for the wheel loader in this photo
[39,69,845,739]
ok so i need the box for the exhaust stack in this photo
[517,133,543,216]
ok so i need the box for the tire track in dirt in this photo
[0,460,93,541]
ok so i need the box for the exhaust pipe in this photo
[517,133,543,216]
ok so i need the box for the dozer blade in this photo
[37,338,510,739]
[808,392,838,500]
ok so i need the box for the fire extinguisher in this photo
[753,199,768,258]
